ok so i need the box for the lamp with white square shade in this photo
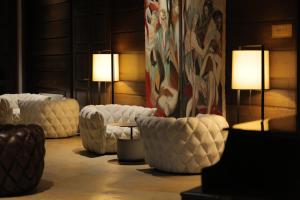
[92,53,119,104]
[232,50,270,123]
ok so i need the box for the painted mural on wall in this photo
[145,0,226,117]
[182,0,226,116]
[145,0,180,117]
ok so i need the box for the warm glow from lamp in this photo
[92,54,119,82]
[232,50,270,90]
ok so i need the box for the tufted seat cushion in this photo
[18,99,79,138]
[79,104,157,154]
[135,114,229,174]
[0,124,45,196]
[0,94,50,124]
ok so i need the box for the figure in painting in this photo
[145,0,180,117]
[183,0,224,116]
[145,0,225,117]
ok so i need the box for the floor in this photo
[3,136,200,200]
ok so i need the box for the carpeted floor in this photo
[3,136,200,200]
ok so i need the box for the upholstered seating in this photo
[135,114,229,174]
[79,104,157,154]
[0,124,45,196]
[0,93,50,124]
[0,93,80,138]
[19,99,79,138]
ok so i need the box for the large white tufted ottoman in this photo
[18,99,79,138]
[0,93,50,124]
[135,114,229,174]
[0,93,80,138]
[79,104,157,154]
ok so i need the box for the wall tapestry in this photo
[145,0,180,117]
[145,0,226,117]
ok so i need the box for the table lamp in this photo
[92,53,119,104]
[232,49,270,123]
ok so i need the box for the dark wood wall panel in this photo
[111,0,146,106]
[38,21,71,39]
[231,21,296,51]
[112,9,144,33]
[72,0,111,107]
[39,2,71,22]
[230,0,297,22]
[0,0,17,94]
[32,55,71,71]
[112,0,143,12]
[33,38,71,55]
[41,0,69,6]
[24,0,72,96]
[226,0,298,124]
[113,32,145,53]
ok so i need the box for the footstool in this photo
[0,124,45,196]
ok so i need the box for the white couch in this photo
[0,93,50,124]
[0,93,79,138]
[79,104,157,154]
[135,114,229,174]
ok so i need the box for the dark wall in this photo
[112,0,146,106]
[0,0,17,94]
[22,0,298,115]
[72,0,111,107]
[24,0,143,107]
[226,0,298,124]
[112,0,144,53]
[72,0,144,107]
[24,0,72,96]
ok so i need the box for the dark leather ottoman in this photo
[0,124,45,196]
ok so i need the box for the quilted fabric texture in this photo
[0,94,50,124]
[135,115,229,174]
[80,104,157,154]
[0,124,45,196]
[19,99,79,138]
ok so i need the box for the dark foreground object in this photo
[182,116,300,199]
[0,124,45,196]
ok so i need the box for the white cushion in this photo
[135,115,229,174]
[19,98,79,138]
[0,93,49,124]
[79,104,157,154]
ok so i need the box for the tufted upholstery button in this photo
[79,104,157,154]
[135,115,229,174]
[0,124,45,196]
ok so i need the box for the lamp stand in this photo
[98,81,101,105]
[237,89,240,123]
[104,82,107,104]
[261,46,265,130]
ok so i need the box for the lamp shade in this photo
[92,54,119,82]
[232,50,270,90]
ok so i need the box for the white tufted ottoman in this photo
[135,115,229,174]
[79,104,157,154]
[0,93,50,124]
[19,99,79,138]
[0,94,79,138]
[18,99,79,138]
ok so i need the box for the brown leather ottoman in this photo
[0,124,45,196]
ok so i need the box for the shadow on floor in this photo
[73,148,117,158]
[137,168,200,177]
[72,148,103,158]
[108,158,146,166]
[2,179,54,198]
[34,179,54,194]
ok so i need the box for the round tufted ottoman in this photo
[0,124,45,196]
[136,115,229,174]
